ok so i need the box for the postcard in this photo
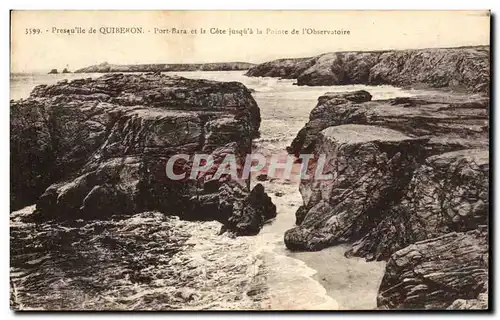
[10,10,490,311]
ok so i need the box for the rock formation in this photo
[48,69,58,74]
[284,89,489,309]
[288,90,489,157]
[75,61,255,73]
[286,90,488,252]
[377,229,488,310]
[284,124,428,251]
[10,73,275,235]
[246,46,490,93]
[62,68,71,73]
[347,149,489,261]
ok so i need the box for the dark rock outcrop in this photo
[377,229,488,310]
[48,69,58,74]
[10,73,275,235]
[285,89,489,309]
[284,124,428,251]
[75,61,255,73]
[347,149,489,261]
[62,68,71,73]
[288,90,489,157]
[225,183,276,235]
[286,90,488,257]
[246,46,490,93]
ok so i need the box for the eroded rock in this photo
[11,73,274,235]
[377,229,488,310]
[284,124,428,251]
[347,149,489,261]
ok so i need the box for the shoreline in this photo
[288,245,386,310]
[253,178,385,310]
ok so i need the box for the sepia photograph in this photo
[9,10,490,311]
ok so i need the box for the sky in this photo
[10,10,490,73]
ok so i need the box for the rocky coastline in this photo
[10,47,490,310]
[75,62,255,73]
[10,73,275,235]
[246,46,490,93]
[282,88,489,309]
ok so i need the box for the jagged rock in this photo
[246,46,490,93]
[347,149,489,261]
[226,183,277,235]
[284,124,428,251]
[377,229,488,310]
[288,91,489,157]
[48,69,58,74]
[11,73,275,235]
[283,88,490,309]
[294,205,308,225]
[62,68,71,73]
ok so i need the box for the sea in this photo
[10,70,418,310]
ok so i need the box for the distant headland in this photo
[74,61,255,73]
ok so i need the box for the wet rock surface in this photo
[10,209,267,310]
[10,73,274,235]
[377,229,488,310]
[246,46,490,93]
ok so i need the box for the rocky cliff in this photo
[284,90,489,309]
[246,46,490,93]
[75,62,255,73]
[286,90,488,253]
[11,73,275,235]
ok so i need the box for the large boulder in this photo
[284,124,428,251]
[377,229,488,310]
[11,73,274,235]
[283,89,490,310]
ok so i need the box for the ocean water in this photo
[10,71,417,310]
